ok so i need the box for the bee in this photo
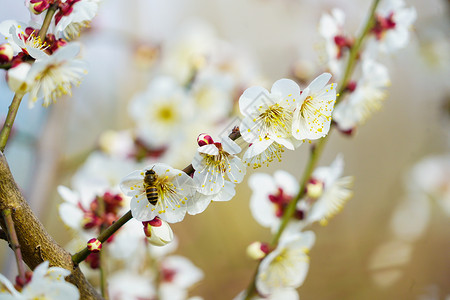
[143,168,159,205]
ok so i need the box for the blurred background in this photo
[0,0,449,299]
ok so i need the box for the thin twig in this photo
[99,250,109,300]
[243,1,381,298]
[2,208,26,283]
[0,93,24,152]
[72,128,242,265]
[0,3,60,152]
[72,211,132,264]
[38,3,58,41]
[336,0,381,102]
[97,197,109,300]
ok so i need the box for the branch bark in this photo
[0,151,102,299]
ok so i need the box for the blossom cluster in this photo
[319,0,416,133]
[0,0,97,107]
[237,155,354,298]
[240,74,336,168]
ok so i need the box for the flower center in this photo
[257,104,292,138]
[204,150,228,173]
[156,104,176,123]
[245,142,285,168]
[80,192,123,232]
[372,12,396,40]
[268,187,303,220]
[154,175,177,201]
[161,267,177,283]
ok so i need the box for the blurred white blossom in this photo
[0,261,79,300]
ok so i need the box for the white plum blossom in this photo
[0,20,47,59]
[54,0,100,40]
[406,154,450,216]
[120,163,195,223]
[319,8,350,78]
[333,59,390,131]
[58,152,135,238]
[249,170,300,233]
[305,154,354,226]
[249,156,352,232]
[108,271,156,300]
[129,76,194,148]
[372,0,417,53]
[292,73,337,141]
[192,134,245,195]
[25,42,88,107]
[239,79,301,168]
[159,255,204,300]
[190,69,234,122]
[0,261,79,300]
[7,63,32,93]
[256,231,315,296]
[161,21,217,84]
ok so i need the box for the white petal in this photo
[307,73,331,93]
[239,86,270,117]
[248,173,277,194]
[198,144,219,156]
[243,139,273,160]
[213,181,236,202]
[187,192,212,215]
[130,194,155,222]
[193,162,224,195]
[240,116,261,144]
[0,274,20,297]
[274,170,299,196]
[162,255,203,288]
[221,137,241,155]
[226,157,246,184]
[57,185,79,205]
[58,203,84,230]
[120,170,145,196]
[271,78,301,110]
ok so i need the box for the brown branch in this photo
[0,152,102,299]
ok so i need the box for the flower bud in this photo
[197,133,214,146]
[87,238,102,253]
[143,217,174,247]
[7,63,31,93]
[0,43,13,64]
[246,241,269,260]
[29,0,50,15]
[346,81,357,93]
[305,178,324,199]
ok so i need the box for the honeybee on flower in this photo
[120,163,195,223]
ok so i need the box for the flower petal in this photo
[271,78,301,110]
[120,170,145,197]
[226,157,246,183]
[307,73,331,93]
